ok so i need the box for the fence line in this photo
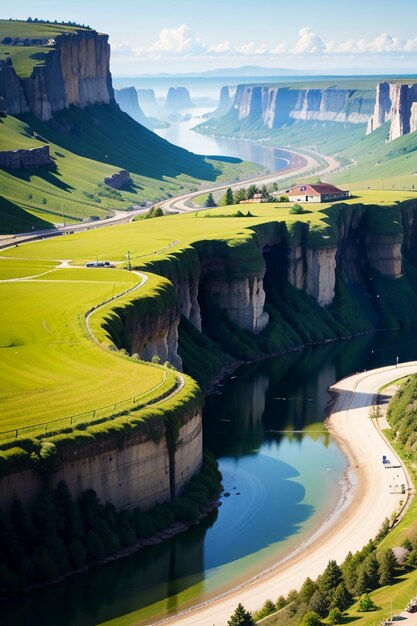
[0,373,181,442]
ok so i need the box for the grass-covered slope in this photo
[0,107,260,233]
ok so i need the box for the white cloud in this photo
[148,24,207,57]
[111,25,417,63]
[291,27,325,54]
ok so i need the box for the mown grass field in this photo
[0,264,177,440]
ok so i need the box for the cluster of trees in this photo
[0,451,221,597]
[228,541,400,626]
[25,17,91,28]
[218,183,288,207]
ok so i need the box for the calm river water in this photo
[6,328,417,626]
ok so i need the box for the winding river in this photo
[5,328,417,626]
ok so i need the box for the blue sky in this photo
[5,0,417,74]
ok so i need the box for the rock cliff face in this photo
[367,81,417,140]
[0,404,203,511]
[233,84,375,129]
[164,87,193,110]
[203,275,269,333]
[212,85,235,117]
[0,145,51,169]
[137,88,160,116]
[114,87,155,129]
[0,29,113,120]
[125,304,182,370]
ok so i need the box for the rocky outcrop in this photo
[212,85,235,117]
[125,305,182,370]
[366,236,402,278]
[164,87,193,110]
[0,145,51,169]
[305,247,337,306]
[137,88,160,116]
[0,29,113,120]
[104,169,132,188]
[115,87,156,129]
[367,81,417,140]
[232,84,375,129]
[176,278,202,331]
[0,59,29,115]
[203,275,269,333]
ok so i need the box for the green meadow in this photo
[0,111,261,234]
[0,188,415,445]
[0,264,176,441]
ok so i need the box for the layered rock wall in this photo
[0,29,113,120]
[0,406,203,511]
[233,84,375,129]
[367,81,417,140]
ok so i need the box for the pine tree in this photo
[54,481,84,541]
[10,498,37,551]
[300,577,318,603]
[204,192,216,207]
[308,589,328,617]
[318,559,343,604]
[331,582,352,611]
[68,539,86,569]
[223,187,234,206]
[379,549,397,585]
[227,603,256,626]
[363,553,380,589]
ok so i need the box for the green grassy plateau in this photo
[0,188,415,448]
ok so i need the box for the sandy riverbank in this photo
[155,362,417,626]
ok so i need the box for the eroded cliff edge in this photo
[0,29,113,120]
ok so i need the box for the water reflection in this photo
[5,328,417,626]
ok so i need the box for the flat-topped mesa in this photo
[164,87,193,110]
[233,84,375,129]
[0,145,51,170]
[367,81,417,140]
[0,29,114,120]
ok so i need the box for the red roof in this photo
[289,183,347,196]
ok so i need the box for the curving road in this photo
[0,147,339,250]
[153,362,417,626]
[160,148,339,214]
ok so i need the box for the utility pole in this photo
[126,250,131,271]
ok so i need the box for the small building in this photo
[240,193,266,204]
[288,183,349,203]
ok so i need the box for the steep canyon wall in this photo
[0,29,113,120]
[367,81,417,141]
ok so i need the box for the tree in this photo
[222,187,234,206]
[300,610,322,626]
[308,589,328,617]
[357,593,377,612]
[204,192,216,207]
[276,595,287,609]
[300,577,318,604]
[328,607,343,624]
[379,549,397,586]
[319,560,343,603]
[233,188,247,203]
[363,553,380,590]
[54,481,84,541]
[227,603,255,626]
[68,538,86,569]
[331,582,351,611]
[32,546,58,582]
[84,530,105,562]
[253,599,276,620]
[247,184,258,199]
[10,498,37,551]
